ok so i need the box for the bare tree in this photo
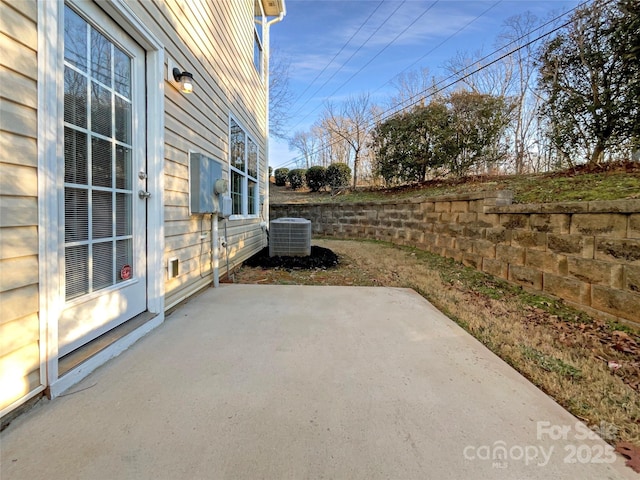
[269,46,292,140]
[498,12,550,173]
[288,130,317,168]
[444,50,514,98]
[388,67,436,113]
[324,93,372,188]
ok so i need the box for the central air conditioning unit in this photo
[269,218,311,257]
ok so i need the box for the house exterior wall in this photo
[0,0,274,416]
[124,0,269,308]
[0,0,43,414]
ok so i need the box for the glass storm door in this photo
[59,4,147,356]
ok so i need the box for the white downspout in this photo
[263,8,285,244]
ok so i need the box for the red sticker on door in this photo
[120,264,132,280]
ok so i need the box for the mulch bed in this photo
[243,246,339,270]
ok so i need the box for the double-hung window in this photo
[254,9,264,78]
[229,118,259,217]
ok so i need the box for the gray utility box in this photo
[190,152,223,214]
[269,218,311,257]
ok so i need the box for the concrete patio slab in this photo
[1,285,636,479]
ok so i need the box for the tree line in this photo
[279,0,639,188]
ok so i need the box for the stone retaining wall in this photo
[271,192,640,326]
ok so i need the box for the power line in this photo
[289,0,441,132]
[370,0,503,100]
[276,1,590,170]
[287,1,408,126]
[289,0,385,110]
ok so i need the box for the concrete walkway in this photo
[1,285,636,479]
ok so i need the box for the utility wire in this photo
[289,0,385,109]
[276,0,591,170]
[289,0,441,132]
[288,1,407,125]
[370,0,502,100]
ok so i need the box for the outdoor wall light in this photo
[172,68,194,94]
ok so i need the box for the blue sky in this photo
[268,0,580,169]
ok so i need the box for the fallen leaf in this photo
[615,442,640,473]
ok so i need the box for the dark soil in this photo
[243,246,339,270]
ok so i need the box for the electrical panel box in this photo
[189,152,224,214]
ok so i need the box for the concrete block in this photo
[496,245,525,266]
[402,220,421,231]
[482,258,508,279]
[420,201,435,213]
[485,227,509,244]
[543,273,590,305]
[434,222,449,234]
[475,213,500,228]
[539,202,589,213]
[409,230,424,244]
[456,237,474,253]
[591,285,640,322]
[511,230,547,250]
[568,257,615,286]
[570,213,627,238]
[422,222,434,233]
[436,235,456,249]
[588,199,640,213]
[474,239,496,258]
[494,190,514,206]
[451,201,469,213]
[434,201,451,213]
[630,214,640,239]
[457,213,478,224]
[623,265,640,293]
[525,249,567,275]
[443,247,463,262]
[448,224,465,237]
[509,265,543,291]
[423,232,438,246]
[530,214,570,234]
[462,253,482,269]
[469,200,484,213]
[547,234,585,255]
[464,226,486,239]
[424,212,441,223]
[440,212,460,224]
[500,214,528,229]
[365,210,378,221]
[595,238,640,264]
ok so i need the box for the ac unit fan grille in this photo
[269,218,311,257]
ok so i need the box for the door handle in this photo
[138,190,151,199]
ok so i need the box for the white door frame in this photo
[38,0,165,396]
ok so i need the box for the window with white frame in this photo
[230,118,259,217]
[254,8,264,78]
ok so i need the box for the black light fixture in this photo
[172,67,194,94]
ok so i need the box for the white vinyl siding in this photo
[0,0,272,415]
[0,0,42,413]
[123,0,268,306]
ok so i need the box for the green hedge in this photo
[326,163,351,189]
[287,169,306,190]
[305,166,327,192]
[274,168,289,186]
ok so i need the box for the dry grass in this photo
[234,238,640,446]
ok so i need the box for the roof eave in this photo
[261,0,286,17]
